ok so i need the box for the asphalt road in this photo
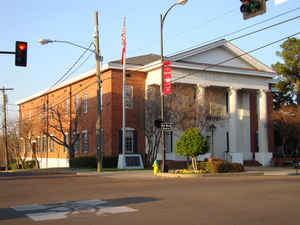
[1,173,300,225]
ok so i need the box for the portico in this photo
[145,39,276,166]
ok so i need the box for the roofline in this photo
[16,62,146,105]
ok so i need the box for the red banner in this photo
[163,61,172,95]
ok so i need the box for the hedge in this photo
[188,161,244,173]
[70,156,118,168]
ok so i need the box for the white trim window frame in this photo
[83,92,88,114]
[81,130,89,153]
[50,135,54,152]
[75,95,79,113]
[64,133,69,153]
[50,104,55,120]
[42,135,47,152]
[125,85,133,109]
[36,136,41,153]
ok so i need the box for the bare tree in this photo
[41,105,83,164]
[144,85,162,167]
[166,84,225,134]
[18,118,39,168]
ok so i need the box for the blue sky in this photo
[0,0,299,120]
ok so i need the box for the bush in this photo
[70,156,119,168]
[195,161,244,173]
[9,163,19,170]
[24,160,36,169]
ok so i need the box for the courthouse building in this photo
[16,39,276,168]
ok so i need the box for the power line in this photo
[49,42,94,90]
[172,32,300,84]
[169,6,300,56]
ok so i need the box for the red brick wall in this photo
[18,68,146,159]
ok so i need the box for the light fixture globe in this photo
[177,0,188,5]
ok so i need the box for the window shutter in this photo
[133,130,138,153]
[118,130,122,154]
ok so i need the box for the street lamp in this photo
[39,12,103,173]
[208,124,216,159]
[39,39,96,53]
[160,0,188,172]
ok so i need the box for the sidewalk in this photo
[1,166,300,178]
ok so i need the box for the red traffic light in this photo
[18,43,27,51]
[15,41,27,67]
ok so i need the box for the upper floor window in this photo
[83,92,88,113]
[125,85,133,109]
[37,107,40,123]
[75,95,79,113]
[50,104,55,120]
[65,99,69,116]
[28,111,31,120]
[43,104,47,121]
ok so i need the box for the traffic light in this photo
[15,41,27,67]
[240,0,266,20]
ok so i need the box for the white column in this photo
[258,89,268,153]
[256,89,272,166]
[228,87,243,164]
[228,87,238,153]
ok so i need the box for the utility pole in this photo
[1,87,13,170]
[94,11,103,173]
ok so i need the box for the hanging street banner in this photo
[163,61,172,95]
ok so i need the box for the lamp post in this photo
[160,0,188,172]
[39,11,103,173]
[209,124,216,159]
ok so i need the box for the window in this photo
[50,136,54,152]
[37,107,40,123]
[83,92,88,113]
[43,104,47,121]
[42,135,47,152]
[28,111,31,120]
[50,104,54,120]
[36,137,41,152]
[125,85,133,109]
[65,99,69,116]
[81,130,89,153]
[164,131,173,153]
[125,130,134,153]
[119,129,137,154]
[26,138,31,153]
[64,133,69,153]
[20,139,24,152]
[74,132,80,153]
[75,95,79,113]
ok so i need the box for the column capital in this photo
[227,87,241,93]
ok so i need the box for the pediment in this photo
[168,39,273,73]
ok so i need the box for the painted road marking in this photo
[11,200,138,221]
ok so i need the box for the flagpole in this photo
[122,17,126,157]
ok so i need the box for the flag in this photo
[121,17,126,64]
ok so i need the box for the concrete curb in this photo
[156,171,265,178]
